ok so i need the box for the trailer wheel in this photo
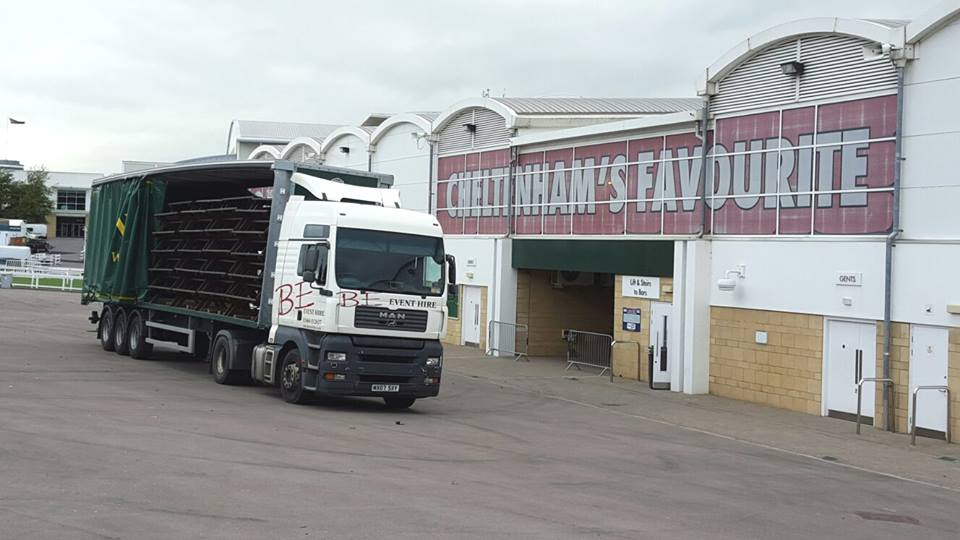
[279,349,308,404]
[383,397,416,410]
[99,306,116,351]
[128,310,153,360]
[113,308,130,356]
[211,333,246,385]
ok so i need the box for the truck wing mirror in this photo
[298,245,320,275]
[445,254,457,285]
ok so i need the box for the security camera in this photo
[717,278,737,292]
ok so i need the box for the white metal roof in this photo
[230,120,342,142]
[491,97,702,115]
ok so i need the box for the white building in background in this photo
[0,159,103,239]
[369,112,437,214]
[226,1,960,443]
[227,119,341,162]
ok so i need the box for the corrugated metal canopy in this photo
[492,97,702,115]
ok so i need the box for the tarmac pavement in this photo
[0,288,958,539]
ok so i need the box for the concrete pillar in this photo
[487,238,517,356]
[672,240,712,394]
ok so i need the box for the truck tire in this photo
[99,306,116,351]
[211,332,247,385]
[279,349,308,404]
[127,310,153,360]
[113,308,130,355]
[383,397,416,410]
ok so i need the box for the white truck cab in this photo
[254,172,455,405]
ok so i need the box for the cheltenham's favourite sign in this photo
[436,95,895,237]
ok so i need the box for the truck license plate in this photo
[371,384,400,392]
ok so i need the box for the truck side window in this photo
[297,243,329,285]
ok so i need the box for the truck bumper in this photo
[303,335,443,399]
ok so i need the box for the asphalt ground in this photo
[0,289,958,539]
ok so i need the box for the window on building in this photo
[57,190,86,211]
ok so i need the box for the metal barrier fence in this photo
[563,329,614,376]
[0,264,84,292]
[487,320,529,361]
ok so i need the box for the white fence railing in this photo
[0,264,84,292]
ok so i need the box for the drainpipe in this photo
[882,63,906,432]
[427,137,437,214]
[696,97,711,238]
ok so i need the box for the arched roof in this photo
[247,144,281,160]
[279,137,323,160]
[319,126,372,155]
[369,113,435,145]
[906,0,960,44]
[431,97,519,133]
[700,17,905,92]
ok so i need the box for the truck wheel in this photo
[128,310,153,360]
[279,349,308,404]
[383,397,416,410]
[211,333,246,385]
[99,306,116,351]
[113,309,130,355]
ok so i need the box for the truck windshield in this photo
[335,228,444,297]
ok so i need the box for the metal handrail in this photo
[610,341,640,383]
[856,377,894,435]
[911,385,951,446]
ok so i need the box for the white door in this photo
[649,302,672,389]
[909,325,949,434]
[462,286,482,346]
[825,320,876,419]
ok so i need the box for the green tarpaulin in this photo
[82,177,166,304]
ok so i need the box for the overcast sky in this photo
[0,0,938,174]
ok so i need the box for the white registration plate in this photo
[371,384,400,393]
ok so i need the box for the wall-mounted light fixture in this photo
[463,123,477,134]
[780,61,805,76]
[339,146,350,154]
[717,265,746,292]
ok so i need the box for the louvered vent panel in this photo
[712,34,897,116]
[438,109,477,155]
[711,39,799,115]
[798,35,896,101]
[473,107,512,149]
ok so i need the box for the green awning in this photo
[512,239,674,276]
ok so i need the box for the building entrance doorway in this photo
[824,320,876,422]
[649,302,672,389]
[56,216,85,238]
[909,325,949,437]
[462,285,483,347]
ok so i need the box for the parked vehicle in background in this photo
[83,160,454,408]
[0,245,31,265]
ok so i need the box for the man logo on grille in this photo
[379,311,406,326]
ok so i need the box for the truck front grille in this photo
[354,307,428,333]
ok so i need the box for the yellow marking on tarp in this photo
[111,252,120,262]
[116,217,125,236]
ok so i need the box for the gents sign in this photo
[435,95,896,236]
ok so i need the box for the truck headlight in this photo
[426,357,441,368]
[327,352,347,362]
